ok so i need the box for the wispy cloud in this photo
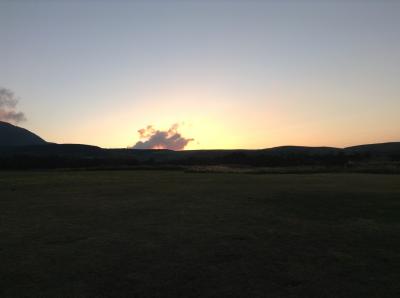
[0,87,26,123]
[132,123,194,150]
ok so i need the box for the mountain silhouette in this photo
[345,142,400,156]
[0,121,46,146]
[0,120,399,169]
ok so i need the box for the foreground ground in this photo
[0,171,399,297]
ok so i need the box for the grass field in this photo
[1,171,399,297]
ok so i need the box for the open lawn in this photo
[0,171,399,297]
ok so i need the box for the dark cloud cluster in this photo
[0,88,26,123]
[132,124,194,150]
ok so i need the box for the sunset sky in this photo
[1,1,399,149]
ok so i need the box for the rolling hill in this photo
[0,121,399,169]
[345,142,400,156]
[0,121,46,147]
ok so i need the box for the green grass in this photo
[1,171,399,297]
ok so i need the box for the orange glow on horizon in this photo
[32,82,400,150]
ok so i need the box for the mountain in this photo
[0,121,46,146]
[345,142,400,156]
[0,122,399,169]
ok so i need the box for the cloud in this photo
[0,87,26,123]
[132,123,194,150]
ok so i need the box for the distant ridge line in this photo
[1,121,399,156]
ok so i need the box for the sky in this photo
[1,0,399,149]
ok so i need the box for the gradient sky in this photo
[1,0,399,149]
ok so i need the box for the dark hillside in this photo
[0,121,46,147]
[345,142,400,156]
